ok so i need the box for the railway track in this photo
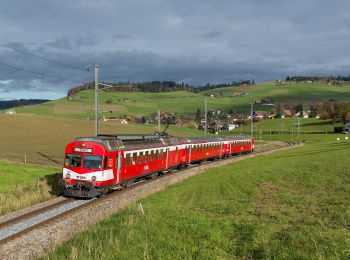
[0,145,290,248]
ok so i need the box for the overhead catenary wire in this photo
[0,61,83,84]
[0,42,87,72]
[0,77,66,94]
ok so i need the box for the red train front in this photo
[60,137,119,197]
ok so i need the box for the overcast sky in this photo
[0,0,350,99]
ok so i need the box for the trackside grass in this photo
[43,135,350,259]
[0,161,59,215]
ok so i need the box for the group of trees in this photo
[67,79,256,97]
[194,80,255,92]
[274,101,350,123]
[0,99,49,110]
[67,81,191,96]
[318,102,350,123]
[285,75,350,82]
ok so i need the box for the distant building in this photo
[5,110,16,115]
[222,123,239,131]
[281,110,293,118]
[295,111,309,118]
[252,110,269,120]
[102,117,128,124]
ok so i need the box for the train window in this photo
[125,154,131,166]
[139,152,144,164]
[150,150,154,161]
[65,154,81,167]
[83,155,102,169]
[175,147,178,155]
[145,151,149,163]
[155,150,159,160]
[132,153,137,165]
[104,156,108,168]
[160,149,163,159]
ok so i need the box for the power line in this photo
[0,68,21,76]
[0,77,66,94]
[0,42,87,72]
[0,61,83,84]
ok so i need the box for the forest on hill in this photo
[67,80,255,96]
[0,99,50,110]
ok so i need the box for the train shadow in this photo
[43,172,63,196]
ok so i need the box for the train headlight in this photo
[65,173,71,179]
[91,176,97,181]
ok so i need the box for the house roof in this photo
[283,110,292,116]
[254,110,269,116]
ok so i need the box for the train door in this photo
[175,147,179,164]
[165,148,169,169]
[116,152,122,184]
[189,145,192,163]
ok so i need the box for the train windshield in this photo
[83,155,102,169]
[65,154,82,167]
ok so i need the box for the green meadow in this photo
[10,81,350,119]
[44,134,350,259]
[225,118,343,136]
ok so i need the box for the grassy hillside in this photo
[43,134,350,259]
[9,81,350,119]
[224,118,343,136]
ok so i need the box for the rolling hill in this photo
[7,81,350,119]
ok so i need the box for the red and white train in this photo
[60,134,254,198]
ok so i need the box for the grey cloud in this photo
[0,0,350,99]
[199,30,222,39]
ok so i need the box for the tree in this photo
[196,108,201,122]
[276,104,284,118]
[294,103,303,115]
[309,105,316,118]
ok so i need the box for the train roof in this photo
[74,134,252,151]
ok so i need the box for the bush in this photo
[334,126,344,133]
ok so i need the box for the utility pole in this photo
[297,117,300,144]
[94,65,99,137]
[250,102,253,138]
[157,110,160,132]
[87,64,117,137]
[204,99,207,137]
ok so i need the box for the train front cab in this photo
[60,141,117,198]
